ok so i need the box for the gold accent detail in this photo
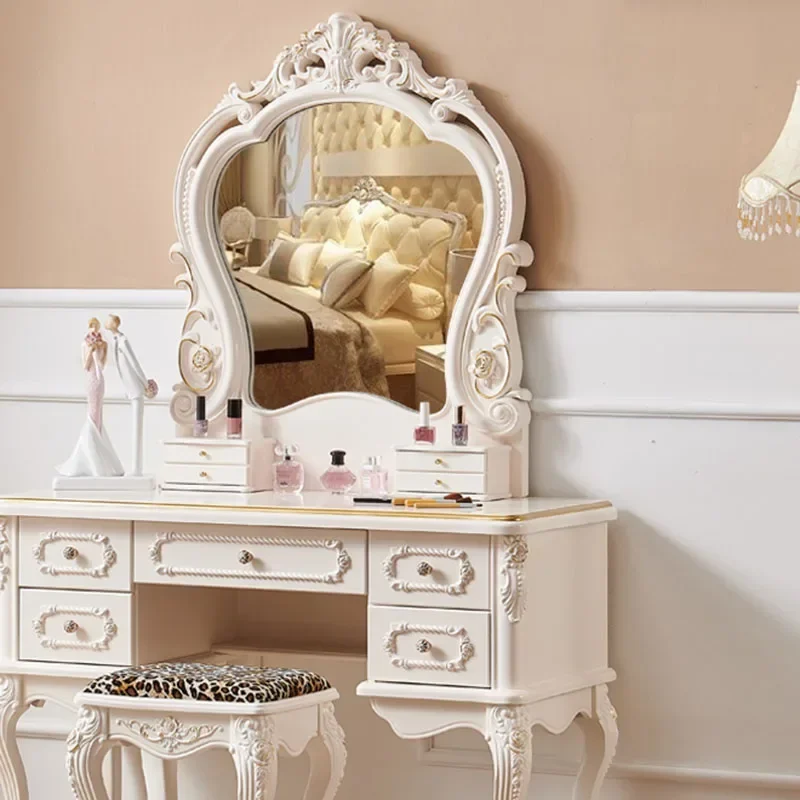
[1,497,614,524]
[199,451,209,458]
[434,458,444,466]
[199,471,209,478]
[434,479,444,486]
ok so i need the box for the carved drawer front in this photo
[19,588,132,666]
[19,518,132,592]
[368,605,490,688]
[134,522,367,594]
[369,532,490,610]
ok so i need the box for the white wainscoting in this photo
[1,288,799,800]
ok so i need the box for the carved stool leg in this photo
[486,706,533,800]
[231,716,279,800]
[0,676,29,800]
[302,702,346,800]
[573,685,618,800]
[66,707,110,800]
[162,759,179,800]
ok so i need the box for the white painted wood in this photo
[160,463,250,486]
[394,447,489,473]
[19,518,132,592]
[369,531,491,610]
[367,605,491,688]
[162,440,251,465]
[395,470,488,496]
[133,522,367,594]
[169,12,533,499]
[19,589,132,666]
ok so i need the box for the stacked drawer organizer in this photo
[367,531,492,688]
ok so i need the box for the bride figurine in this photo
[54,318,124,485]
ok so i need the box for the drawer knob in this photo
[63,620,79,634]
[199,450,209,458]
[62,546,79,561]
[239,550,254,565]
[199,471,209,478]
[416,639,432,653]
[417,561,433,576]
[434,458,444,466]
[435,479,445,487]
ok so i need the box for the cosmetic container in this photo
[452,405,469,446]
[320,450,356,494]
[194,395,208,438]
[273,444,304,495]
[227,398,243,439]
[414,401,435,445]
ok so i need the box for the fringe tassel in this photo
[737,192,800,241]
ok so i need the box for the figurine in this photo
[105,314,158,477]
[55,318,124,480]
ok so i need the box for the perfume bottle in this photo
[273,444,304,495]
[452,405,469,446]
[320,450,356,494]
[227,398,243,439]
[414,401,436,445]
[360,456,389,495]
[194,395,208,438]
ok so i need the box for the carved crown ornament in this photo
[169,11,533,448]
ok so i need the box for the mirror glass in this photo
[216,102,483,412]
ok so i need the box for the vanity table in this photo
[0,491,617,800]
[2,12,619,798]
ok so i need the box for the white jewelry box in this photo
[393,444,511,500]
[160,438,273,493]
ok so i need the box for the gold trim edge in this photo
[0,497,613,524]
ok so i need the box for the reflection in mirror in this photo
[216,102,483,412]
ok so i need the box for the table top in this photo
[0,490,616,536]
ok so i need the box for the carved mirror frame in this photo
[170,12,533,492]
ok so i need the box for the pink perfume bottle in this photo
[414,401,435,445]
[320,450,356,494]
[273,444,304,495]
[360,456,389,495]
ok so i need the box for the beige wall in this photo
[2,0,800,290]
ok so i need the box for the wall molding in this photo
[517,290,800,313]
[418,741,800,791]
[0,288,184,309]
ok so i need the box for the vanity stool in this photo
[65,662,346,800]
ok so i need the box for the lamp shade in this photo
[738,81,800,241]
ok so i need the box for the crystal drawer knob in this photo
[62,546,79,561]
[63,620,79,634]
[416,639,432,653]
[239,550,254,565]
[417,561,433,576]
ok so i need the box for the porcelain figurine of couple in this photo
[53,314,159,490]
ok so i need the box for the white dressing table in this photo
[0,491,617,799]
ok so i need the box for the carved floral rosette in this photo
[170,11,533,439]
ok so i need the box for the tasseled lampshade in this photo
[738,81,800,241]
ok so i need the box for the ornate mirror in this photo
[170,13,533,493]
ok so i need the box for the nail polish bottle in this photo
[273,444,304,495]
[194,395,208,438]
[320,450,357,494]
[452,405,469,446]
[227,398,243,439]
[414,401,435,445]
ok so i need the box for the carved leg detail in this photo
[231,716,278,800]
[573,685,618,800]
[66,707,110,800]
[486,706,533,800]
[0,677,29,800]
[303,702,346,800]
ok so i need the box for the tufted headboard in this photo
[298,178,467,297]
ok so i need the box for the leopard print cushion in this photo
[83,663,332,704]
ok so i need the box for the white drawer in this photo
[19,518,132,592]
[395,450,486,473]
[161,463,250,487]
[368,605,490,688]
[19,589,132,666]
[369,532,490,610]
[134,522,367,594]
[396,471,486,496]
[163,441,250,466]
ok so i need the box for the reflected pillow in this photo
[360,253,418,319]
[257,236,324,286]
[311,240,366,289]
[393,283,445,321]
[320,257,373,309]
